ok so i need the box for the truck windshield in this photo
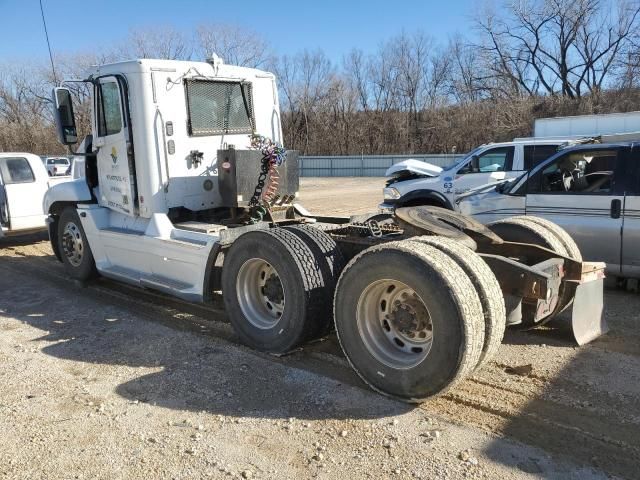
[445,147,482,170]
[184,79,254,136]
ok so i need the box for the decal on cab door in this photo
[443,176,453,193]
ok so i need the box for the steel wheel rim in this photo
[62,221,84,267]
[236,258,285,329]
[356,279,433,369]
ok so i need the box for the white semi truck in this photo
[46,57,606,402]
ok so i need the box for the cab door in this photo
[620,147,640,277]
[453,146,514,196]
[525,147,623,268]
[0,156,48,232]
[94,76,137,217]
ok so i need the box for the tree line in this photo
[2,0,640,157]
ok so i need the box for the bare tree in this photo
[475,0,640,98]
[0,63,61,153]
[119,26,192,60]
[446,35,489,103]
[274,50,334,154]
[5,13,640,157]
[195,24,272,67]
[343,49,371,111]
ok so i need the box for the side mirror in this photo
[52,87,78,145]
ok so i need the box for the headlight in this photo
[383,187,401,200]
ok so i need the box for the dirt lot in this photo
[1,177,639,480]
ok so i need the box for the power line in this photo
[39,0,58,84]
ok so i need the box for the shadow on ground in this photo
[481,290,640,480]
[4,252,639,477]
[0,254,410,421]
[0,231,49,247]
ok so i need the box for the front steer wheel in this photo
[221,228,328,354]
[57,207,97,281]
[333,241,485,402]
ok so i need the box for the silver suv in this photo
[458,142,640,278]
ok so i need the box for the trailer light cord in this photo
[248,135,287,221]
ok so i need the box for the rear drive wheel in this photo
[333,241,485,402]
[412,236,505,370]
[488,216,571,327]
[284,224,345,336]
[488,217,567,254]
[506,216,582,261]
[57,207,97,281]
[494,216,582,315]
[221,228,327,353]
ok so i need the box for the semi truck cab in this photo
[45,58,286,300]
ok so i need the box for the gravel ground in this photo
[0,177,638,480]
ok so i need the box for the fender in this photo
[396,189,454,210]
[43,178,93,215]
[202,242,223,302]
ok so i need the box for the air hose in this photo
[248,135,287,222]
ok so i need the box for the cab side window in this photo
[458,146,514,174]
[523,145,560,170]
[0,158,35,184]
[96,82,123,137]
[618,148,640,195]
[527,149,618,194]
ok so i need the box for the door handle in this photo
[611,199,622,219]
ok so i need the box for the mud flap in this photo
[569,277,608,345]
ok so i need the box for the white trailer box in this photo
[534,111,640,137]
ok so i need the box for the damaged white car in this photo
[380,140,568,211]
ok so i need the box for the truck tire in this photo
[487,217,571,327]
[505,216,582,261]
[412,236,505,370]
[333,240,485,402]
[284,224,345,336]
[221,228,327,353]
[496,216,582,316]
[488,217,567,255]
[57,207,97,281]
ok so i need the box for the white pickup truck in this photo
[44,156,71,176]
[0,153,50,238]
[380,139,571,211]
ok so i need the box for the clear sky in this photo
[0,0,477,62]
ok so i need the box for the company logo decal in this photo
[111,147,118,164]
